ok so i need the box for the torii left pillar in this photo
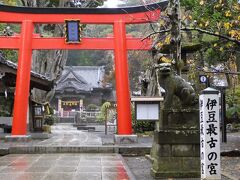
[11,20,33,137]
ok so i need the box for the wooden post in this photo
[105,109,108,135]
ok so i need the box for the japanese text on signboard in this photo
[199,90,221,179]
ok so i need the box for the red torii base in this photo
[0,2,167,136]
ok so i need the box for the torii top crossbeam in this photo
[0,1,168,136]
[0,1,168,23]
[0,1,168,50]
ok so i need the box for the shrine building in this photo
[52,66,113,116]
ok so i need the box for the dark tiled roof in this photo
[56,66,108,93]
[0,55,53,91]
[0,57,51,81]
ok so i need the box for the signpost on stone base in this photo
[199,87,221,179]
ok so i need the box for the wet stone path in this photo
[1,124,240,179]
[36,124,102,146]
[0,153,132,180]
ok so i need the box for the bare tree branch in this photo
[143,27,240,46]
[142,28,171,40]
[199,69,240,75]
[182,27,240,46]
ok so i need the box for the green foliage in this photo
[181,0,240,65]
[49,106,54,115]
[156,0,240,77]
[232,123,240,129]
[96,114,104,122]
[126,24,154,37]
[86,104,98,111]
[0,110,10,117]
[0,50,18,63]
[67,24,113,70]
[226,85,240,107]
[44,115,55,126]
[0,0,18,5]
[226,85,240,120]
[67,50,108,66]
[0,23,19,62]
[134,120,155,133]
[181,0,197,9]
[100,102,111,116]
[0,96,14,117]
[83,25,113,38]
[226,106,240,119]
[131,105,155,133]
[201,34,218,42]
[97,102,111,122]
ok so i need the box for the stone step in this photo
[59,117,75,123]
[77,126,95,131]
[9,146,116,154]
[0,148,9,156]
[4,146,151,155]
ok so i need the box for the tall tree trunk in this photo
[168,0,182,75]
[226,53,238,88]
[21,0,69,103]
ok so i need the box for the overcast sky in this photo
[102,0,123,8]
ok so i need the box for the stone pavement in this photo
[0,153,135,180]
[0,124,152,155]
[0,123,240,179]
[37,124,102,146]
[124,156,238,180]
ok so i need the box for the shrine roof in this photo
[0,1,168,14]
[56,66,110,93]
[0,56,53,91]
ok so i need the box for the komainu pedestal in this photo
[151,109,200,178]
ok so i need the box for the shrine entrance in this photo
[0,2,167,136]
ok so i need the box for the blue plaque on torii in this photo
[65,19,81,43]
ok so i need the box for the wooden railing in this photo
[56,111,100,119]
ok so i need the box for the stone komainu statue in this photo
[157,63,197,108]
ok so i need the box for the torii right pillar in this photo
[113,20,137,144]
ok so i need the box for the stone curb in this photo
[0,148,9,156]
[4,146,240,157]
[3,146,151,155]
[221,150,240,157]
[8,146,117,154]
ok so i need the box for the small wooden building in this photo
[0,57,53,132]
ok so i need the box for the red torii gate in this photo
[0,2,167,136]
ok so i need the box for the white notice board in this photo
[136,104,159,120]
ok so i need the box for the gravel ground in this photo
[221,156,240,180]
[123,156,154,180]
[123,156,235,180]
